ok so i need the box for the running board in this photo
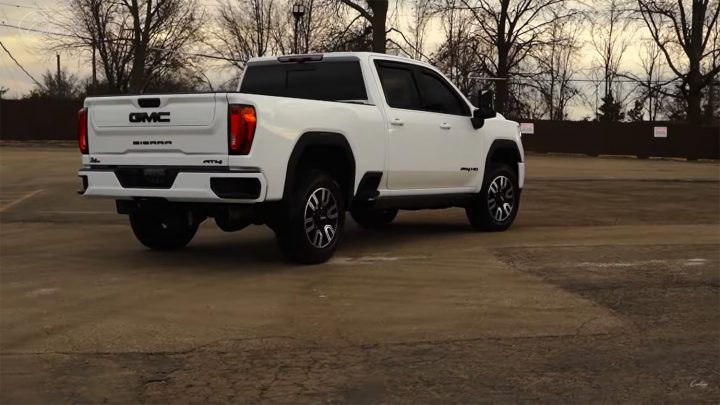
[371,193,477,211]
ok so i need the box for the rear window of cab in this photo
[240,60,368,103]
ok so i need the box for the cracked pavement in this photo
[1,147,719,403]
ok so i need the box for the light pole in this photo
[292,3,306,54]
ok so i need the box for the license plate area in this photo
[115,168,179,189]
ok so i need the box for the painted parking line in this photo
[0,190,43,213]
[0,192,34,202]
[575,258,709,268]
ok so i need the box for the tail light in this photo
[77,107,88,154]
[228,105,256,155]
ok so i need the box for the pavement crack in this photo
[574,315,603,336]
[257,365,283,401]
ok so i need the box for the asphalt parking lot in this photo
[1,144,718,403]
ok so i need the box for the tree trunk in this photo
[687,81,703,124]
[705,82,716,122]
[686,0,706,125]
[128,0,146,94]
[370,0,387,53]
[495,75,508,115]
[495,50,509,115]
[494,0,509,115]
[129,45,146,94]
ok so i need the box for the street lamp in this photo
[292,3,306,54]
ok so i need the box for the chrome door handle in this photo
[440,123,451,129]
[391,118,404,126]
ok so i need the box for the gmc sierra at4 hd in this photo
[77,52,525,264]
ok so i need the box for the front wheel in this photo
[129,208,199,250]
[277,170,345,264]
[466,164,520,231]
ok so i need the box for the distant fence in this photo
[1,99,83,141]
[520,120,720,160]
[1,99,718,160]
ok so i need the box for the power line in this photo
[0,22,80,38]
[0,22,241,62]
[0,40,41,86]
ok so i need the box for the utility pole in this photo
[292,3,305,54]
[56,54,60,84]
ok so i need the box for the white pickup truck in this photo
[78,52,525,263]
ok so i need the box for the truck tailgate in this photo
[86,93,229,166]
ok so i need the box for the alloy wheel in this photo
[487,175,515,223]
[304,187,340,248]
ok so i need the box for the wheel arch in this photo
[485,139,523,176]
[283,132,357,204]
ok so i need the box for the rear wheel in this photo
[466,164,520,231]
[351,207,397,228]
[277,170,345,264]
[129,208,198,250]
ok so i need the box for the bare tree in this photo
[27,69,82,99]
[300,0,346,53]
[637,0,720,124]
[628,39,668,120]
[49,0,204,94]
[51,0,132,93]
[703,13,719,121]
[206,0,358,76]
[336,0,389,53]
[436,0,468,84]
[124,0,203,92]
[208,0,277,69]
[433,0,485,95]
[528,11,582,120]
[590,0,633,118]
[392,0,434,60]
[458,0,577,115]
[270,0,348,54]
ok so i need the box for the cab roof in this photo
[246,52,433,68]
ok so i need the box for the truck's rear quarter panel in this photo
[228,93,387,201]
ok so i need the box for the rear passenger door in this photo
[374,60,480,190]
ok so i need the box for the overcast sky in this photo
[1,0,653,118]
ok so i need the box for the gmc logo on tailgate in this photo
[129,112,170,123]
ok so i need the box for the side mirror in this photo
[471,90,497,129]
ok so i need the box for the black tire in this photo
[277,170,345,264]
[351,207,398,229]
[466,163,520,232]
[129,208,198,250]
